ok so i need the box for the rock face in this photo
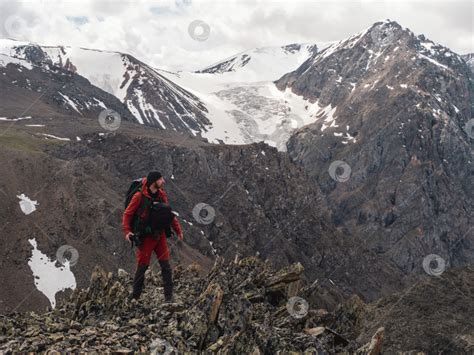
[277,20,473,276]
[462,53,474,74]
[358,265,474,354]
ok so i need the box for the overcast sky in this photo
[0,0,472,72]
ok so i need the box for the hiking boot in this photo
[164,294,174,303]
[159,260,173,302]
[131,264,148,300]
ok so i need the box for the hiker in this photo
[122,171,183,302]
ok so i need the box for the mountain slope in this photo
[0,39,210,134]
[276,20,473,275]
[0,51,135,122]
[462,53,474,73]
[0,112,407,313]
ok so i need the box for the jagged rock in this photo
[0,257,363,353]
[117,269,129,279]
[357,327,384,355]
[303,327,325,336]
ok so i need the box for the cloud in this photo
[0,0,472,72]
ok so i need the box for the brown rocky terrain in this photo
[0,115,406,314]
[1,257,472,353]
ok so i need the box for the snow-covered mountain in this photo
[160,42,331,149]
[0,39,210,134]
[0,39,327,148]
[1,22,471,151]
[196,43,319,79]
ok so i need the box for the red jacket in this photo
[122,178,182,237]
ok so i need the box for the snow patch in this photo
[417,54,450,71]
[41,133,71,141]
[28,238,76,309]
[58,92,81,115]
[0,116,31,121]
[17,193,38,215]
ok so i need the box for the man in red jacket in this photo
[123,171,183,302]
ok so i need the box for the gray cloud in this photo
[0,0,472,72]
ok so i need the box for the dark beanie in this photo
[146,171,163,186]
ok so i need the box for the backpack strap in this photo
[132,192,153,235]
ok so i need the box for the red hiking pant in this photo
[136,234,170,266]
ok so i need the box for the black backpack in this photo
[125,178,143,209]
[125,178,175,238]
[148,202,175,239]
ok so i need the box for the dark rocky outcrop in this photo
[277,20,473,277]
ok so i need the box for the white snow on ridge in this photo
[58,92,81,114]
[0,116,31,121]
[41,46,134,100]
[28,238,76,309]
[0,53,33,70]
[417,54,450,71]
[196,43,328,82]
[41,133,71,141]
